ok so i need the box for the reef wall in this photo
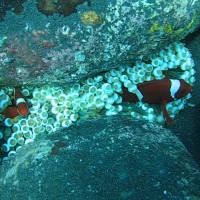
[0,0,199,87]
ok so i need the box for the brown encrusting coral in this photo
[36,0,91,16]
[0,0,91,21]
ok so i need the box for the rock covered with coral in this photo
[0,0,199,86]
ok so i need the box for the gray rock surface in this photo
[0,0,199,86]
[0,114,200,200]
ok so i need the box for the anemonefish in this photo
[3,87,29,119]
[122,79,192,124]
[3,107,19,119]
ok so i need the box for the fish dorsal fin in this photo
[162,101,174,125]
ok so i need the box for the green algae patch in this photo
[149,22,173,34]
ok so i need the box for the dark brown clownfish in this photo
[3,107,19,119]
[122,79,192,124]
[3,87,29,119]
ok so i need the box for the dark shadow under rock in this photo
[0,114,200,200]
[169,28,200,165]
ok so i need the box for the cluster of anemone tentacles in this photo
[0,41,195,161]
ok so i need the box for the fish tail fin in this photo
[162,101,174,125]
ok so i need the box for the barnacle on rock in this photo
[16,66,30,79]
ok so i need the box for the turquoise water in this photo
[0,1,200,199]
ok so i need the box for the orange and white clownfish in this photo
[122,79,192,124]
[3,87,29,119]
[14,87,29,117]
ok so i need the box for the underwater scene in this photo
[0,0,200,199]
